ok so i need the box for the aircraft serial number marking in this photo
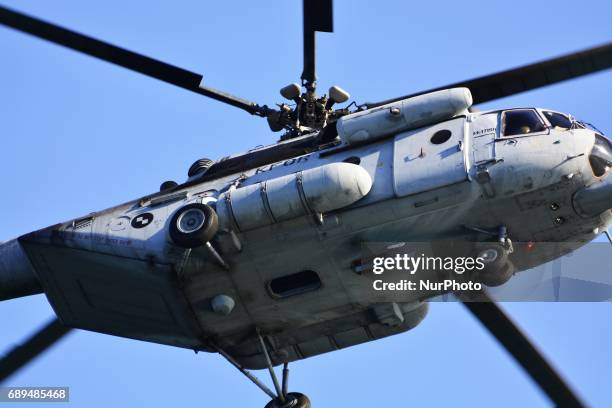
[473,127,497,136]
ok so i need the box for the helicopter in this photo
[1,1,612,407]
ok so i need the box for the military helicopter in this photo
[1,1,611,407]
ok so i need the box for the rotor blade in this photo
[301,0,333,88]
[0,5,270,116]
[0,318,71,383]
[368,43,612,108]
[460,291,584,407]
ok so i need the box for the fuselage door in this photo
[393,117,467,197]
[470,112,499,165]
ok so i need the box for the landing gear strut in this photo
[212,332,310,408]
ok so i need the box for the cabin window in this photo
[543,111,572,130]
[430,129,452,145]
[502,109,546,136]
[268,270,322,298]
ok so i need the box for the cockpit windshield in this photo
[575,120,605,135]
[543,111,572,129]
[542,110,605,135]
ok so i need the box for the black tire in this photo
[169,203,218,248]
[476,243,508,273]
[473,243,513,287]
[264,393,311,408]
[479,260,515,287]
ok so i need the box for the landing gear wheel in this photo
[474,243,513,287]
[479,260,515,287]
[477,243,508,271]
[264,393,311,408]
[213,335,308,408]
[169,203,218,248]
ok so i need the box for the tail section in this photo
[0,239,42,301]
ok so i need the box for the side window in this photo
[543,111,572,129]
[503,109,547,137]
[268,270,322,298]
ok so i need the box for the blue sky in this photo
[0,0,610,406]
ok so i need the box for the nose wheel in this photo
[264,391,311,408]
[475,242,515,287]
[212,332,311,408]
[472,226,515,287]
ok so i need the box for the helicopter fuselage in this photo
[5,104,611,369]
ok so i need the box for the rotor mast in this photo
[275,0,343,137]
[301,0,333,95]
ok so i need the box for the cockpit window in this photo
[503,109,547,136]
[576,120,605,135]
[543,111,572,129]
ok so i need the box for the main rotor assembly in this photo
[188,0,354,137]
[1,1,610,141]
[269,0,352,136]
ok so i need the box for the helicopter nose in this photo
[0,239,42,301]
[573,174,612,217]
